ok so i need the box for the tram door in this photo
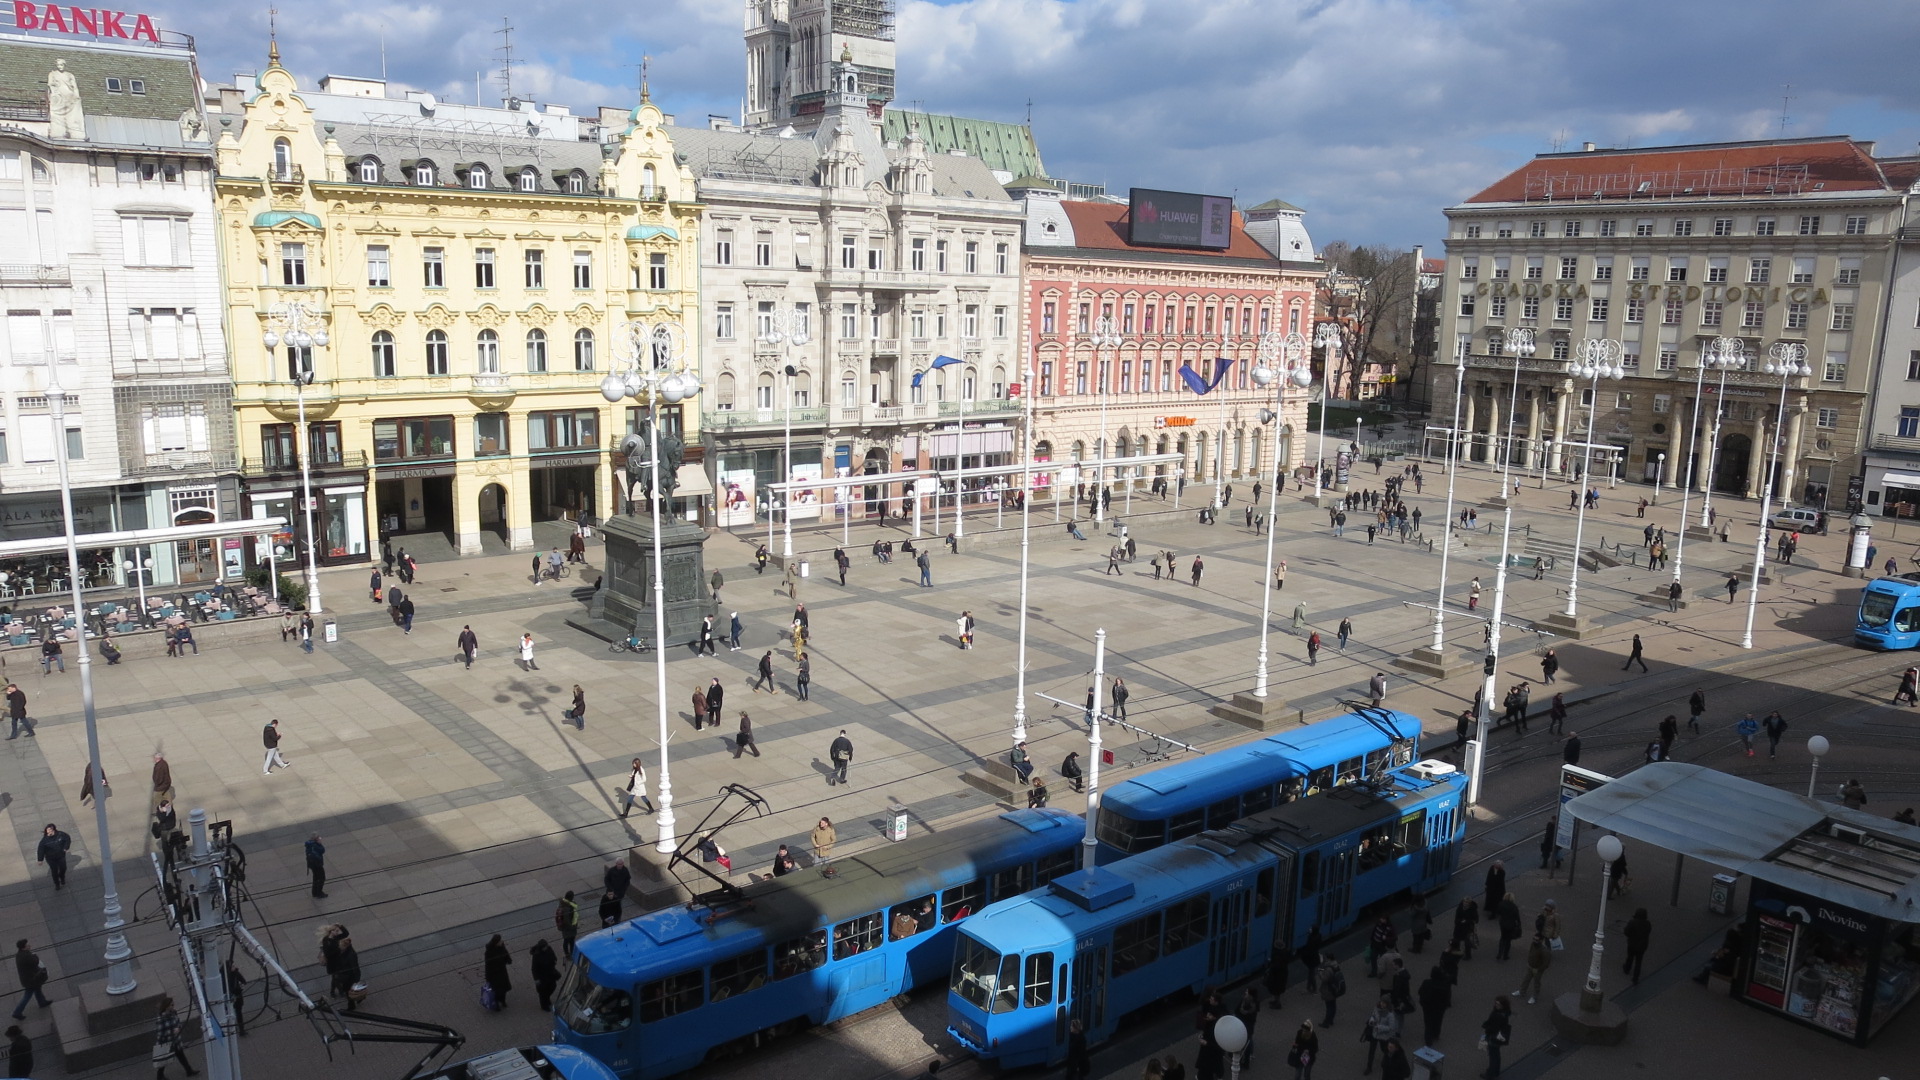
[1423,806,1459,883]
[1316,846,1356,928]
[1207,888,1252,979]
[1069,943,1108,1039]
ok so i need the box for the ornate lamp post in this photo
[1671,336,1746,586]
[1250,332,1312,698]
[261,301,329,614]
[761,311,809,559]
[1465,327,1533,807]
[1424,348,1471,660]
[1312,323,1340,498]
[1562,339,1625,621]
[601,319,701,853]
[1580,833,1625,1013]
[1010,364,1037,746]
[1742,341,1811,650]
[1089,316,1121,523]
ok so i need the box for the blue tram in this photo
[426,1045,620,1080]
[550,807,1083,1079]
[948,761,1466,1069]
[1855,576,1920,649]
[1093,706,1422,861]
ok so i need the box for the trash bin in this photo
[323,618,338,644]
[1412,1045,1445,1080]
[1709,873,1737,915]
[798,558,810,578]
[888,807,911,842]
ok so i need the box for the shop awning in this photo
[674,464,713,498]
[1881,472,1920,487]
[1566,762,1920,922]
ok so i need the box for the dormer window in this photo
[519,168,538,193]
[358,158,380,183]
[413,162,435,186]
[566,172,586,195]
[273,138,292,181]
[467,165,488,189]
[641,164,656,199]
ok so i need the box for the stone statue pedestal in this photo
[567,506,711,649]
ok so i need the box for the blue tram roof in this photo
[579,807,1082,976]
[1863,575,1920,594]
[1101,708,1421,819]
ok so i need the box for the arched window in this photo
[476,329,499,373]
[791,370,813,407]
[468,165,489,189]
[425,329,448,375]
[716,371,737,410]
[371,330,395,377]
[962,367,977,401]
[991,365,1007,399]
[414,161,435,186]
[519,168,539,193]
[567,171,586,194]
[1070,441,1085,462]
[755,372,775,411]
[572,328,594,372]
[525,328,547,372]
[273,138,292,180]
[358,157,380,183]
[641,164,657,199]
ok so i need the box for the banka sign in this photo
[10,3,162,42]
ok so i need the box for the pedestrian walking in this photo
[1623,633,1648,672]
[1763,710,1788,756]
[299,613,314,653]
[811,817,837,866]
[691,684,709,729]
[1658,714,1678,758]
[1622,908,1652,984]
[262,718,290,774]
[796,656,811,701]
[369,567,383,603]
[1540,648,1559,684]
[483,935,514,1009]
[1417,966,1451,1046]
[304,832,327,898]
[699,615,716,656]
[562,685,587,729]
[957,610,975,649]
[1111,677,1129,721]
[1106,548,1122,575]
[34,825,68,890]
[728,611,743,651]
[457,625,478,669]
[1842,778,1868,809]
[530,939,560,1011]
[1307,631,1321,666]
[1896,668,1919,706]
[7,1022,31,1078]
[1726,572,1739,603]
[1191,556,1204,586]
[11,940,50,1020]
[5,682,32,740]
[917,550,933,588]
[399,596,415,635]
[752,651,777,693]
[1337,617,1351,650]
[519,633,538,671]
[554,892,579,958]
[1687,688,1706,733]
[619,758,655,817]
[709,569,724,605]
[1480,996,1512,1078]
[829,730,853,785]
[1562,730,1581,766]
[1737,713,1759,756]
[1293,602,1308,632]
[706,678,724,724]
[1369,671,1388,707]
[735,712,759,757]
[1468,576,1482,611]
[151,994,197,1078]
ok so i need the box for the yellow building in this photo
[211,47,702,563]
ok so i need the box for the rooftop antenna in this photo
[1779,83,1793,137]
[379,22,387,82]
[1550,128,1568,153]
[1026,97,1032,125]
[495,18,523,103]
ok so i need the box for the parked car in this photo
[1770,505,1825,532]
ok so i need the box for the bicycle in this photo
[608,632,652,653]
[545,562,571,582]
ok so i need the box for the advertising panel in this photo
[787,462,823,521]
[718,469,756,527]
[1129,188,1234,250]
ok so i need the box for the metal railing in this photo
[240,451,366,477]
[0,264,69,285]
[937,399,1018,417]
[1871,433,1920,454]
[701,408,829,430]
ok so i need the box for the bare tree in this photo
[1316,242,1418,404]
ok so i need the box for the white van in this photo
[1770,506,1824,531]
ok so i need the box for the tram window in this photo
[1023,951,1055,1007]
[1163,896,1210,953]
[1364,746,1393,777]
[1168,809,1205,841]
[1299,852,1320,896]
[1034,849,1076,886]
[1110,912,1162,977]
[638,969,703,1023]
[992,864,1033,900]
[1898,608,1920,633]
[942,878,984,922]
[772,930,827,980]
[951,935,1002,1010]
[892,895,935,940]
[1254,868,1275,917]
[556,966,632,1034]
[1391,737,1416,767]
[834,912,885,960]
[1096,809,1147,852]
[1356,824,1395,872]
[1397,810,1428,854]
[1280,778,1304,804]
[1306,768,1334,795]
[1336,757,1364,785]
[1241,784,1275,816]
[710,948,768,1001]
[1206,796,1240,829]
[992,954,1021,1014]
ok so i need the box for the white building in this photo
[1857,154,1920,518]
[0,25,235,589]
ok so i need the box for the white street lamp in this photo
[1743,341,1811,649]
[1466,327,1534,807]
[261,301,329,615]
[761,312,809,560]
[45,367,136,994]
[1011,366,1037,746]
[602,319,701,853]
[1312,323,1341,499]
[1214,1014,1249,1080]
[1250,333,1312,698]
[122,556,153,617]
[1581,833,1625,1013]
[1672,336,1746,586]
[1562,338,1625,621]
[1427,352,1470,658]
[1080,627,1107,869]
[1089,316,1121,523]
[1807,734,1830,798]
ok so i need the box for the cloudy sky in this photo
[141,0,1920,249]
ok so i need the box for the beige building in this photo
[210,49,703,561]
[1434,137,1907,510]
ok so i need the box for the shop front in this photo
[529,452,601,524]
[248,481,370,569]
[0,489,119,596]
[1739,878,1918,1044]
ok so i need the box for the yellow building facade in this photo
[212,50,702,562]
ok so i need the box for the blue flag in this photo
[1178,357,1236,396]
[911,354,963,388]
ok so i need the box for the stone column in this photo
[1553,382,1572,473]
[1745,418,1768,497]
[1662,434,1680,487]
[1525,388,1542,470]
[1781,404,1806,501]
[1462,386,1478,463]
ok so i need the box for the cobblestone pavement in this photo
[0,457,1897,1077]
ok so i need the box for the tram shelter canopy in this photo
[1565,762,1920,923]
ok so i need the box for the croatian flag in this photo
[1178,357,1236,396]
[911,355,963,388]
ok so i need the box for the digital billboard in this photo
[1129,188,1234,250]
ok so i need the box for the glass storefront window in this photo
[372,417,454,462]
[324,490,367,557]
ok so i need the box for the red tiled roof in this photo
[1421,258,1445,274]
[1464,138,1894,204]
[1882,158,1920,191]
[1058,200,1278,261]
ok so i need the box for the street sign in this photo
[1008,382,1023,397]
[1557,764,1614,850]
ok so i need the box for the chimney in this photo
[1582,141,1597,152]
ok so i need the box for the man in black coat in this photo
[705,678,724,726]
[457,625,478,669]
[35,825,68,889]
[1417,967,1451,1046]
[603,859,631,922]
[829,730,854,786]
[1483,861,1507,921]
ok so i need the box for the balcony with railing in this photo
[240,449,367,478]
[0,264,70,287]
[1872,433,1920,455]
[702,407,829,432]
[939,398,1018,418]
[121,448,239,479]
